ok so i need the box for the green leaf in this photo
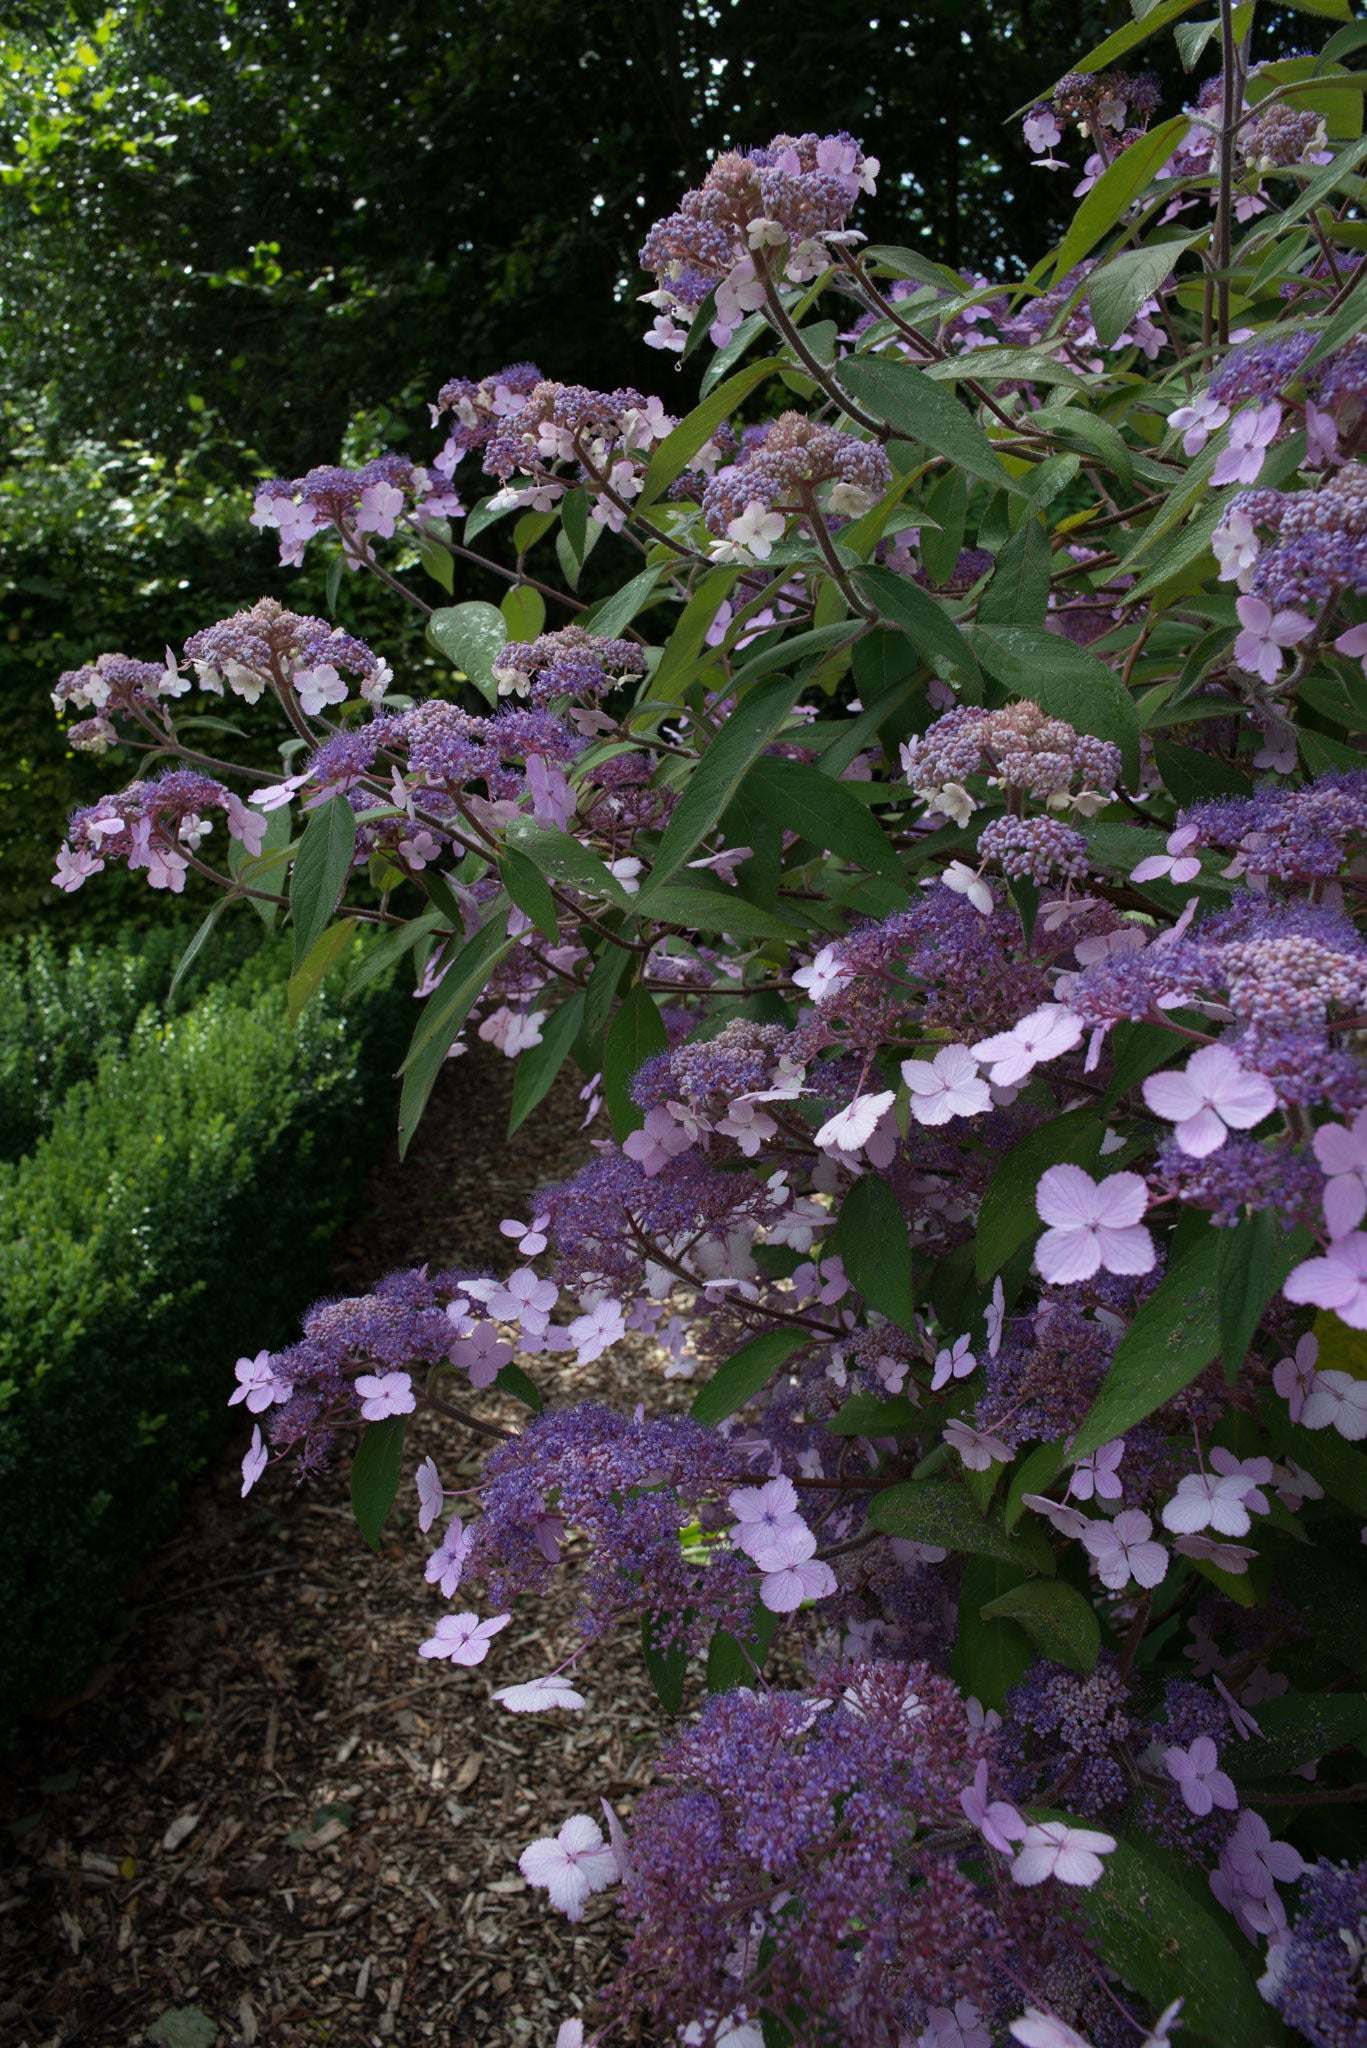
[1032,403,1134,490]
[980,1577,1100,1676]
[1260,1393,1367,1518]
[1103,1018,1195,1112]
[920,345,1087,392]
[560,485,590,563]
[641,1609,688,1715]
[351,1416,407,1553]
[498,846,560,941]
[500,583,545,641]
[508,992,586,1139]
[827,1390,922,1436]
[428,600,508,704]
[286,916,358,1024]
[583,941,632,1045]
[344,906,443,1002]
[972,623,1141,788]
[951,1558,1035,1709]
[503,819,626,902]
[977,518,1052,628]
[853,564,980,678]
[836,354,1029,497]
[866,1480,1055,1574]
[146,2009,219,2048]
[167,904,224,1003]
[690,1329,811,1427]
[1068,3,1206,82]
[397,916,517,1155]
[583,564,663,640]
[740,755,906,885]
[640,882,812,940]
[1230,1692,1367,1781]
[706,1603,779,1693]
[1070,1829,1271,2047]
[1218,1213,1307,1381]
[603,981,668,1138]
[830,1173,917,1330]
[976,1109,1105,1283]
[464,492,518,543]
[1300,269,1367,373]
[1069,1230,1224,1459]
[647,565,741,700]
[417,528,456,593]
[288,795,358,969]
[638,359,784,508]
[643,670,819,891]
[1052,116,1190,281]
[493,1361,545,1413]
[920,467,970,588]
[1089,238,1194,349]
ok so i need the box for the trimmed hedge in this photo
[0,942,406,1742]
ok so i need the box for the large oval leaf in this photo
[972,623,1141,788]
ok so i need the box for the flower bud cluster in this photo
[251,455,462,566]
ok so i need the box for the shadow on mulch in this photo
[0,1046,683,2048]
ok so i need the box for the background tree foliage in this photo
[0,0,1195,924]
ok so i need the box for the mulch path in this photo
[0,1045,686,2048]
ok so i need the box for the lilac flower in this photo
[519,1814,619,1921]
[415,1456,444,1533]
[418,1610,511,1665]
[1023,107,1063,154]
[756,1523,838,1611]
[1021,1493,1091,1538]
[902,1045,991,1125]
[1130,825,1202,885]
[918,1998,991,2048]
[1301,1368,1367,1441]
[958,1760,1027,1852]
[1161,1471,1254,1538]
[567,1298,626,1365]
[449,1319,513,1388]
[354,1369,416,1421]
[984,1276,1006,1358]
[1233,594,1313,682]
[1164,1733,1237,1816]
[1169,390,1230,456]
[792,944,851,1002]
[1212,402,1281,487]
[624,1106,696,1175]
[1082,1509,1168,1591]
[493,1673,588,1712]
[1142,1044,1277,1157]
[501,1213,551,1257]
[556,2022,584,2048]
[944,1417,1012,1471]
[1313,1109,1367,1236]
[1010,1819,1116,1887]
[1173,1532,1257,1573]
[1034,1166,1155,1284]
[486,1266,559,1336]
[728,1476,804,1558]
[229,1349,290,1413]
[1009,2016,1092,2048]
[1285,1232,1367,1328]
[814,1088,897,1156]
[241,1424,268,1497]
[1222,1809,1306,1900]
[1070,1438,1123,1502]
[931,1333,977,1390]
[425,1515,474,1598]
[974,1006,1083,1087]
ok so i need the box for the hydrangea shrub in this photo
[47,4,1367,2042]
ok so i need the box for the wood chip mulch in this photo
[0,1045,690,2048]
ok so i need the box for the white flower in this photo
[974,1006,1083,1087]
[726,499,786,559]
[941,859,994,915]
[519,1815,619,1920]
[1010,1819,1116,1888]
[493,1674,587,1713]
[814,1089,896,1157]
[902,1044,991,1125]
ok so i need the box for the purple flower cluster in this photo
[490,624,644,708]
[901,702,1123,811]
[1177,772,1367,883]
[55,768,267,895]
[252,455,462,567]
[1229,466,1367,610]
[430,361,543,474]
[978,814,1090,884]
[701,412,892,537]
[1264,1859,1367,2048]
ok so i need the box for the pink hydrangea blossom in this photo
[959,1761,1027,1853]
[415,1456,444,1533]
[1070,1438,1123,1502]
[792,945,851,1002]
[1211,401,1281,487]
[1009,2015,1092,2048]
[931,1333,977,1390]
[902,1044,991,1125]
[1301,1369,1367,1441]
[1169,390,1230,456]
[1161,1470,1254,1538]
[1232,593,1313,684]
[623,1104,696,1175]
[1142,1044,1277,1157]
[1021,1493,1091,1539]
[1164,1734,1237,1816]
[814,1089,896,1157]
[240,1424,268,1497]
[493,1674,588,1713]
[425,1515,473,1598]
[974,1006,1083,1087]
[728,1476,804,1558]
[486,1266,559,1335]
[418,1610,511,1665]
[229,1348,290,1414]
[944,1416,1011,1471]
[1285,1233,1367,1329]
[1010,1819,1115,1888]
[567,1297,626,1365]
[756,1523,838,1611]
[354,1370,416,1421]
[518,1814,619,1921]
[1034,1165,1155,1284]
[1081,1509,1168,1591]
[500,1213,550,1256]
[1272,1332,1318,1421]
[1130,825,1202,885]
[1313,1109,1367,1237]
